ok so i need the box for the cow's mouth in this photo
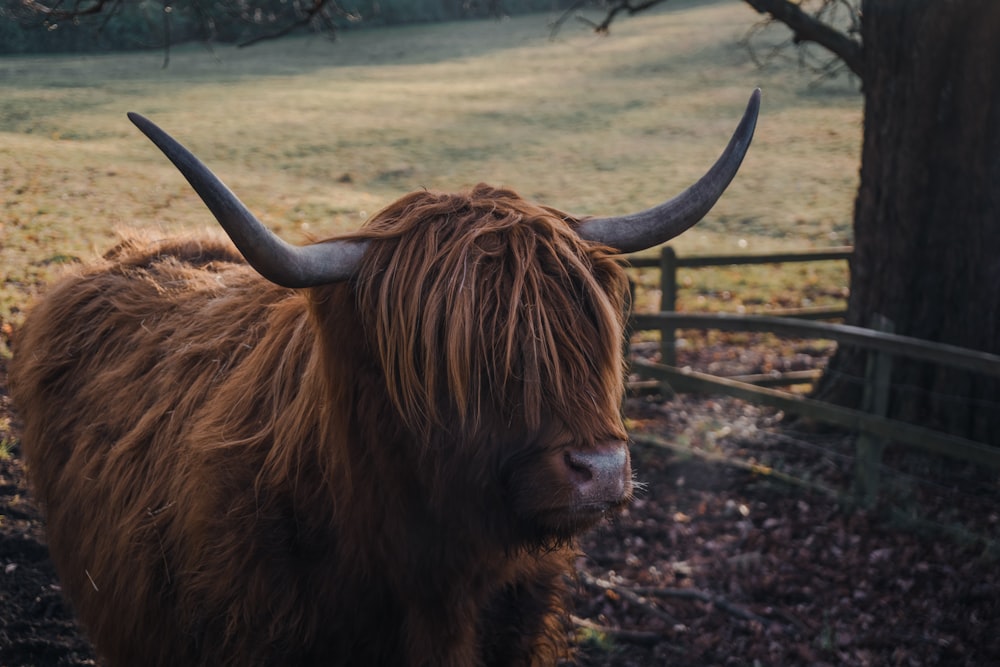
[533,495,630,538]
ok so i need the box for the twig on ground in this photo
[580,570,798,633]
[578,570,678,626]
[629,583,776,627]
[570,615,667,647]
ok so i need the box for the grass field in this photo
[0,0,862,329]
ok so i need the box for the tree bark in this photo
[821,0,1000,443]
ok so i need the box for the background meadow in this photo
[0,0,862,328]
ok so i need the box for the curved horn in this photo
[576,89,760,253]
[127,113,366,288]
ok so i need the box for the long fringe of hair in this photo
[342,183,630,445]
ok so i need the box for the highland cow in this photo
[10,90,758,666]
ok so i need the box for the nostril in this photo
[563,442,630,506]
[564,451,595,482]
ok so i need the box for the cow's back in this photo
[12,236,259,495]
[9,236,301,665]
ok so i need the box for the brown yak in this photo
[10,90,758,666]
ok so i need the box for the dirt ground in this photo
[2,341,998,666]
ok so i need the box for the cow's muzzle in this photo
[563,440,631,512]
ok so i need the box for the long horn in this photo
[576,89,760,253]
[127,113,366,288]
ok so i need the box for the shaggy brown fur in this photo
[10,184,631,666]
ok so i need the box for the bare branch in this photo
[743,0,862,79]
[548,0,587,36]
[572,0,862,84]
[741,13,857,88]
[238,0,328,47]
[591,0,669,34]
[20,0,113,20]
[236,0,359,48]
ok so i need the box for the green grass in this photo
[0,0,862,324]
[0,415,13,459]
[630,258,851,315]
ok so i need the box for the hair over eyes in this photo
[341,183,630,444]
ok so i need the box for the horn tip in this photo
[127,112,156,135]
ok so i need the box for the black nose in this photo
[564,441,630,508]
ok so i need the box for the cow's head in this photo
[338,184,632,542]
[126,90,759,543]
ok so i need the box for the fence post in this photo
[624,279,637,375]
[853,314,894,509]
[659,246,678,367]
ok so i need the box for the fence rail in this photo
[622,245,1000,513]
[630,312,1000,379]
[632,358,1000,470]
[625,246,855,269]
[627,246,852,366]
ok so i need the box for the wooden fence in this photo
[623,246,1000,513]
[628,246,853,365]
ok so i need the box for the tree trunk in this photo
[820,0,1000,443]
